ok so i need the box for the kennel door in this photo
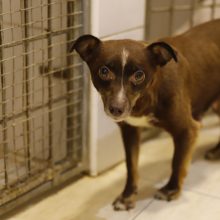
[0,0,89,215]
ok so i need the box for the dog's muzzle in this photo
[105,98,131,121]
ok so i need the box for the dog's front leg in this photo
[113,123,140,210]
[155,120,199,201]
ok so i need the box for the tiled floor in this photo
[5,121,220,220]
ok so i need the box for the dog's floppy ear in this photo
[70,35,101,62]
[146,42,178,67]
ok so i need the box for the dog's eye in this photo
[98,66,115,81]
[130,70,145,85]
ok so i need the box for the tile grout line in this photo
[184,187,220,200]
[131,199,155,220]
[131,187,220,220]
[130,188,220,220]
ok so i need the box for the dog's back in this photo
[163,19,220,117]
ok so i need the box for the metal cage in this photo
[0,0,89,215]
[145,0,220,40]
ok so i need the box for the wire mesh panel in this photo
[0,0,88,214]
[145,0,220,40]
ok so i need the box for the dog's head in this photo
[70,35,177,121]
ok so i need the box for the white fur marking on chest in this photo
[125,115,155,127]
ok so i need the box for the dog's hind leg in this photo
[205,99,220,160]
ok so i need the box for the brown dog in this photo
[71,19,220,210]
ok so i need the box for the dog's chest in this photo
[124,115,157,127]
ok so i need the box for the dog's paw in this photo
[205,144,220,161]
[154,187,180,201]
[112,194,136,211]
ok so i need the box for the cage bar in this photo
[0,0,87,215]
[144,0,220,40]
[66,0,76,161]
[21,0,31,176]
[0,0,8,190]
[46,0,53,164]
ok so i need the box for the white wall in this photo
[89,0,146,175]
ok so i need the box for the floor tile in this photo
[183,127,220,197]
[138,136,173,184]
[185,160,220,198]
[136,191,220,220]
[97,199,153,220]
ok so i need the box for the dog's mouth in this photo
[109,115,128,122]
[106,114,129,122]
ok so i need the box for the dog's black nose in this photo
[109,105,124,117]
